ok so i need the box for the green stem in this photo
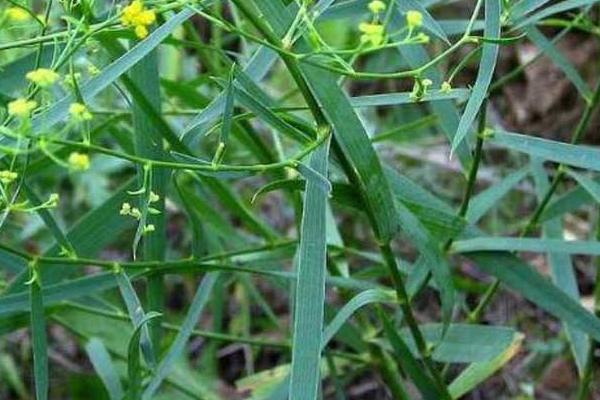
[380,244,452,399]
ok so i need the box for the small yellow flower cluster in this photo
[0,170,18,185]
[359,1,388,47]
[359,22,385,46]
[440,81,452,93]
[26,68,60,88]
[120,202,142,219]
[5,7,29,22]
[8,98,37,118]
[69,102,93,122]
[406,10,423,30]
[368,0,386,14]
[121,0,156,39]
[68,152,90,171]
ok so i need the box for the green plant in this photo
[1,0,600,398]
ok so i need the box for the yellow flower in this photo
[121,0,156,39]
[87,64,100,76]
[25,68,60,88]
[359,22,385,46]
[120,202,132,215]
[68,152,90,171]
[5,7,30,21]
[69,102,93,122]
[0,170,18,185]
[440,81,452,93]
[7,98,37,118]
[368,1,386,14]
[406,10,423,29]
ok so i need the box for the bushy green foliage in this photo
[1,0,600,398]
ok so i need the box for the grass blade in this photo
[453,237,600,255]
[29,266,48,400]
[142,272,219,399]
[466,251,600,341]
[85,337,124,400]
[448,331,523,398]
[466,167,530,223]
[451,0,500,153]
[531,159,589,375]
[289,137,331,400]
[490,130,600,171]
[127,312,162,400]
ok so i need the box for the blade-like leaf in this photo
[466,251,600,341]
[451,0,500,153]
[289,137,331,400]
[85,337,124,400]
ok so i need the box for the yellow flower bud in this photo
[25,68,60,88]
[121,0,156,39]
[406,10,423,29]
[368,0,386,14]
[7,98,37,118]
[69,102,93,122]
[5,7,30,22]
[440,81,452,93]
[68,152,90,171]
[359,22,385,46]
[0,170,18,185]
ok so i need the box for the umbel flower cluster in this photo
[120,0,156,38]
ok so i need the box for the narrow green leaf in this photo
[289,137,331,400]
[514,0,597,29]
[451,0,500,153]
[116,271,156,368]
[490,130,600,171]
[349,89,470,107]
[466,251,600,342]
[181,47,277,143]
[453,237,600,255]
[126,312,162,400]
[526,26,591,100]
[396,200,455,323]
[85,337,124,400]
[322,289,395,347]
[466,167,530,223]
[531,159,588,375]
[30,275,48,400]
[448,332,523,398]
[142,272,219,399]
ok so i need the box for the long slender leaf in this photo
[142,272,219,399]
[466,251,600,341]
[85,337,124,400]
[451,0,500,153]
[30,274,48,400]
[289,137,331,400]
[531,159,588,374]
